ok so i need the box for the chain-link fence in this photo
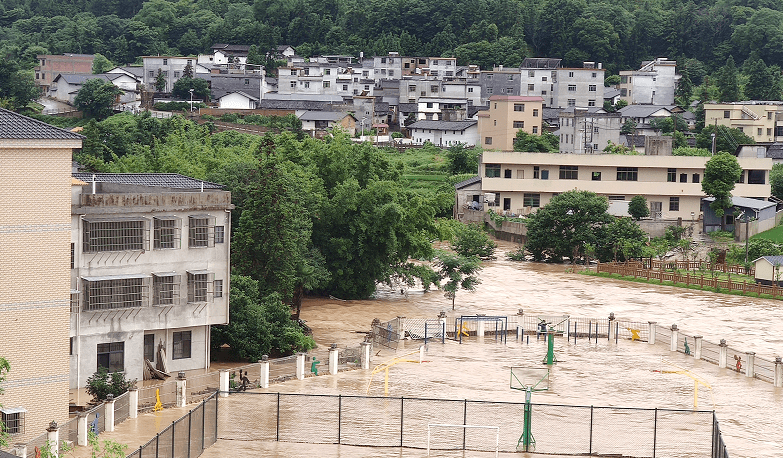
[126,391,217,458]
[221,391,726,457]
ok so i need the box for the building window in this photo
[187,271,213,303]
[144,334,155,362]
[568,84,577,92]
[162,71,168,77]
[485,163,501,177]
[426,102,434,108]
[188,216,215,248]
[389,70,395,76]
[162,59,168,65]
[738,127,743,133]
[768,128,773,136]
[523,193,541,207]
[528,84,535,91]
[559,165,578,180]
[173,331,192,359]
[304,82,310,89]
[592,72,597,78]
[321,81,330,88]
[667,168,676,182]
[568,71,574,77]
[486,74,493,80]
[214,279,223,298]
[290,81,296,88]
[215,226,225,243]
[532,126,538,134]
[669,197,680,211]
[589,84,596,92]
[592,171,601,181]
[692,173,700,183]
[154,217,180,249]
[342,84,348,91]
[588,100,596,107]
[431,85,439,93]
[503,198,511,211]
[514,104,525,112]
[83,219,148,252]
[513,121,525,128]
[532,109,539,117]
[723,111,730,118]
[468,87,474,93]
[737,170,745,183]
[71,243,74,269]
[152,274,180,306]
[494,120,497,126]
[542,76,548,82]
[617,167,638,181]
[148,71,154,78]
[84,277,148,311]
[485,137,493,146]
[1,409,26,435]
[748,170,766,184]
[758,128,763,136]
[541,169,549,179]
[97,342,124,372]
[607,195,625,201]
[680,173,687,183]
[174,71,180,78]
[534,166,540,179]
[487,88,493,94]
[567,99,576,107]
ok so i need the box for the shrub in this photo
[507,246,526,261]
[85,367,135,403]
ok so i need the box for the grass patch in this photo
[751,224,783,243]
[581,270,779,300]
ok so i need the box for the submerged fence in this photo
[221,391,727,458]
[126,391,218,458]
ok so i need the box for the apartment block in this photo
[142,56,209,92]
[704,102,783,144]
[477,67,521,105]
[518,58,605,109]
[558,108,621,154]
[619,58,679,105]
[478,151,771,218]
[0,109,83,444]
[477,96,544,151]
[69,174,232,392]
[35,54,94,93]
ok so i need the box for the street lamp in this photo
[189,88,194,113]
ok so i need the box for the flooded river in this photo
[204,242,782,458]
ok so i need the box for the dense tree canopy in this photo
[74,78,122,119]
[702,152,742,227]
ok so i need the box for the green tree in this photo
[620,119,636,135]
[771,162,783,200]
[451,223,496,259]
[716,56,740,102]
[85,367,134,403]
[154,68,166,92]
[702,152,742,230]
[673,147,712,156]
[182,63,194,79]
[649,115,687,133]
[171,76,210,101]
[435,251,482,310]
[211,275,315,360]
[628,195,649,220]
[513,131,558,152]
[603,141,636,155]
[0,58,39,110]
[695,125,754,154]
[596,217,648,262]
[445,144,480,175]
[675,64,693,106]
[92,53,114,74]
[74,78,122,119]
[605,74,621,87]
[525,190,612,262]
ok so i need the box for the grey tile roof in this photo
[702,196,776,211]
[408,120,477,131]
[299,111,353,121]
[0,108,85,140]
[618,105,673,118]
[767,143,783,159]
[257,100,329,111]
[219,91,259,101]
[53,73,111,85]
[398,103,417,113]
[72,173,224,189]
[755,255,783,266]
[455,176,481,189]
[468,105,488,118]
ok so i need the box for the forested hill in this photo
[2,0,783,76]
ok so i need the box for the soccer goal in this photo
[427,424,500,457]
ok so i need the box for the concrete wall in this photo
[0,137,80,443]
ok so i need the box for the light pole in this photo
[189,88,194,113]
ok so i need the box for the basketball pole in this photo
[522,387,534,451]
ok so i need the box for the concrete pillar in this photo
[565,318,570,340]
[329,344,339,375]
[104,395,115,433]
[259,355,270,389]
[516,326,522,340]
[418,345,424,363]
[438,312,447,342]
[746,352,755,378]
[670,324,679,352]
[477,319,485,338]
[648,322,657,345]
[46,421,59,457]
[13,444,26,458]
[219,370,229,397]
[397,316,406,349]
[718,339,728,369]
[693,336,703,360]
[774,357,783,387]
[296,352,306,380]
[128,388,139,419]
[361,342,372,370]
[608,313,615,341]
[77,412,88,446]
[176,372,187,407]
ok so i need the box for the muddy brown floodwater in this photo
[203,242,782,458]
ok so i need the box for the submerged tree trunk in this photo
[291,284,304,321]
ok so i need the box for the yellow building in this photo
[477,96,544,151]
[0,109,82,445]
[704,102,783,144]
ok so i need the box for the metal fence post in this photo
[462,399,467,450]
[653,408,657,458]
[171,421,175,458]
[337,395,342,445]
[201,400,205,452]
[400,396,404,447]
[155,432,160,458]
[187,409,192,458]
[276,393,280,441]
[588,406,593,455]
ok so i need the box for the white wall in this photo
[219,93,256,109]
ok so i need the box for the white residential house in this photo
[618,105,674,135]
[50,73,139,109]
[298,111,357,136]
[142,56,210,92]
[409,120,478,147]
[217,91,259,109]
[417,97,469,121]
[69,173,233,392]
[619,58,680,106]
[558,108,621,154]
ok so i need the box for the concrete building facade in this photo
[477,96,544,151]
[69,174,232,390]
[558,109,621,154]
[619,58,679,106]
[35,54,94,93]
[478,151,771,218]
[704,102,783,144]
[0,109,83,444]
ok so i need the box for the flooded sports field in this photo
[202,243,781,458]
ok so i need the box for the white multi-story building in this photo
[619,58,679,106]
[409,120,478,147]
[417,97,469,121]
[69,173,232,391]
[558,108,621,154]
[142,56,210,92]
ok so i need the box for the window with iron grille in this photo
[1,409,25,435]
[188,216,215,248]
[214,279,223,298]
[514,104,525,112]
[485,163,501,177]
[669,197,680,211]
[523,193,540,207]
[513,121,524,128]
[83,219,148,252]
[83,277,149,311]
[559,165,578,180]
[215,226,225,243]
[187,272,213,303]
[154,217,180,249]
[97,342,124,372]
[153,274,180,306]
[616,167,638,181]
[173,331,192,359]
[667,168,676,182]
[144,334,155,362]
